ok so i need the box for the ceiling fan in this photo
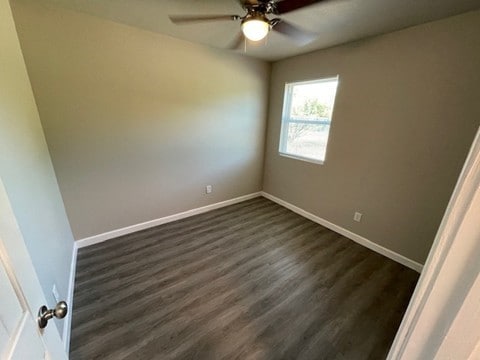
[169,0,325,48]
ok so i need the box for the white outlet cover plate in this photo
[354,212,362,222]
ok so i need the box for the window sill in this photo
[279,152,325,165]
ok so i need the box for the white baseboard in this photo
[76,192,262,248]
[75,190,422,273]
[63,241,78,353]
[261,192,423,273]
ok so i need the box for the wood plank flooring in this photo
[70,197,418,360]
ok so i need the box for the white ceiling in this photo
[20,0,480,61]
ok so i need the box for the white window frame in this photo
[278,76,339,165]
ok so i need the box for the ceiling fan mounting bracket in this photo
[243,1,278,16]
[269,18,282,27]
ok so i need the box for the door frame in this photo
[388,127,480,359]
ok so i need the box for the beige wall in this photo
[263,10,480,264]
[11,1,270,240]
[11,2,479,265]
[0,0,74,334]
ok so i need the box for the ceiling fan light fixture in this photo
[241,17,270,42]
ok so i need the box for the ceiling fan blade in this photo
[169,15,240,24]
[228,32,245,49]
[238,0,259,5]
[274,0,325,14]
[272,20,316,45]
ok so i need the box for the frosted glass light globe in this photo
[241,19,269,41]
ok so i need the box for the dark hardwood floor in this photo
[70,197,418,360]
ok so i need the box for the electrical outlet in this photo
[52,283,60,303]
[205,185,212,194]
[354,212,362,222]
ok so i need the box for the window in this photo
[279,77,339,164]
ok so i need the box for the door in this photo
[0,178,67,360]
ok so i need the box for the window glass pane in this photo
[290,81,337,120]
[285,123,330,161]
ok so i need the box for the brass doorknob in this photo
[37,301,68,329]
